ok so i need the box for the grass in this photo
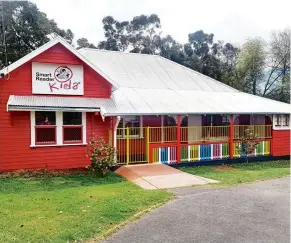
[181,160,290,186]
[0,172,171,243]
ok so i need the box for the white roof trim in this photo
[0,36,119,88]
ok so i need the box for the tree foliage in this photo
[0,1,73,69]
[236,38,266,95]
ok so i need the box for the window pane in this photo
[63,112,82,125]
[124,116,140,128]
[63,127,82,143]
[35,111,56,125]
[36,127,56,144]
[283,115,289,126]
[275,115,282,126]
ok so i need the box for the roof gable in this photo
[0,37,118,88]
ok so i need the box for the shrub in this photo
[237,126,259,163]
[86,135,117,176]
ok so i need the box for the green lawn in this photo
[181,160,290,186]
[0,172,171,243]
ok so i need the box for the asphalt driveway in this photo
[103,177,290,243]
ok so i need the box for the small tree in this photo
[86,135,117,176]
[237,126,259,163]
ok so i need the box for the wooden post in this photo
[270,126,274,156]
[126,127,130,165]
[229,115,234,159]
[146,126,150,163]
[177,115,181,163]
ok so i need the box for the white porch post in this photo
[161,115,164,143]
[113,116,121,150]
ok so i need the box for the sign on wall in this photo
[32,62,84,95]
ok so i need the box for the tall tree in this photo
[0,1,74,69]
[263,28,290,102]
[97,14,161,54]
[76,38,96,49]
[236,38,266,95]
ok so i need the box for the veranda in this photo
[112,114,273,164]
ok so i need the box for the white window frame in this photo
[273,114,290,130]
[30,111,86,147]
[117,116,143,138]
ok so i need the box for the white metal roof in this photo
[3,39,291,116]
[7,87,291,116]
[7,95,112,113]
[104,88,290,115]
[79,48,238,92]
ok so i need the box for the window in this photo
[163,115,177,126]
[273,114,290,129]
[283,115,289,127]
[222,115,229,125]
[35,111,56,145]
[31,111,86,146]
[117,116,143,138]
[63,112,83,144]
[275,115,282,127]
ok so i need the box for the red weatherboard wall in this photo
[0,44,112,171]
[272,130,290,156]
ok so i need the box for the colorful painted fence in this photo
[151,143,229,164]
[180,143,229,162]
[233,140,271,157]
[152,146,178,164]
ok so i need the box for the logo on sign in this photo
[54,66,73,82]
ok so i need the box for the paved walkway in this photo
[103,177,290,243]
[115,164,218,189]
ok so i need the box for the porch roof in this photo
[8,89,291,116]
[104,88,291,115]
[7,95,112,114]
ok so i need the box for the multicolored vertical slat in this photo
[181,143,229,162]
[152,146,177,164]
[152,141,269,164]
[233,141,270,157]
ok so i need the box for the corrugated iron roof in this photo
[7,95,113,113]
[79,49,238,92]
[4,40,291,116]
[8,87,290,116]
[105,88,290,115]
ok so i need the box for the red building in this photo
[0,37,290,171]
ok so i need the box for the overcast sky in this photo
[33,0,290,46]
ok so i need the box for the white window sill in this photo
[30,143,87,148]
[273,126,290,130]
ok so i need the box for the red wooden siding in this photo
[0,43,113,171]
[0,112,110,171]
[272,130,290,156]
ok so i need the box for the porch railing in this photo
[115,125,272,164]
[234,125,272,139]
[181,126,229,142]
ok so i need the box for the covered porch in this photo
[113,114,273,164]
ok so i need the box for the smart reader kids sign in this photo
[32,63,84,95]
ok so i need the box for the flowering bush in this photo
[86,135,117,176]
[237,126,259,163]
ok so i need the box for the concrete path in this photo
[115,164,218,189]
[103,177,290,243]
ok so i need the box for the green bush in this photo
[86,135,117,176]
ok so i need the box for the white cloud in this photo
[33,0,291,46]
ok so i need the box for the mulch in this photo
[0,168,89,179]
[215,165,239,171]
